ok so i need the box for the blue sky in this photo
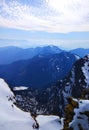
[0,0,89,49]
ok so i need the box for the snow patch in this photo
[82,62,89,88]
[13,86,28,91]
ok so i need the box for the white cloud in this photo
[0,0,89,33]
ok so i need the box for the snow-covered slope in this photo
[70,99,89,130]
[0,78,35,130]
[64,98,89,130]
[36,115,63,130]
[58,54,89,115]
[0,78,62,130]
[63,54,89,98]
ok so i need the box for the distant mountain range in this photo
[0,45,89,89]
[0,46,89,65]
[0,51,78,88]
[0,45,62,64]
[70,48,89,57]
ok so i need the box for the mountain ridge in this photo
[0,45,62,65]
[70,48,89,57]
[0,51,78,88]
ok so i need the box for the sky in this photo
[0,0,89,50]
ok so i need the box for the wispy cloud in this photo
[0,0,89,33]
